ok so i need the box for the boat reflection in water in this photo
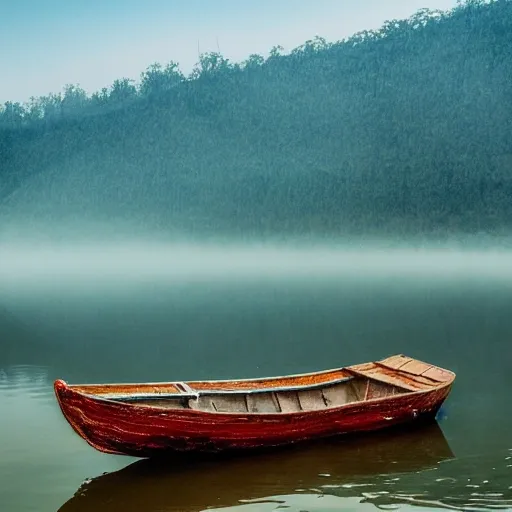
[58,422,455,512]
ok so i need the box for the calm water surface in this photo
[1,245,511,511]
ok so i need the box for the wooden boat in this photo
[54,354,455,458]
[58,422,454,512]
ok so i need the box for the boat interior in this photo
[66,355,453,414]
[83,375,410,414]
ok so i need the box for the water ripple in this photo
[323,452,512,511]
[0,365,53,400]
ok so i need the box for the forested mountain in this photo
[1,0,511,236]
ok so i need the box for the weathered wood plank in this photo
[347,368,423,391]
[322,382,359,406]
[422,366,454,382]
[366,381,402,400]
[135,399,186,409]
[211,395,248,413]
[276,391,302,412]
[379,354,413,369]
[246,393,280,413]
[400,360,433,376]
[188,396,216,412]
[189,369,351,392]
[298,390,327,411]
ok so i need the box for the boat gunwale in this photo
[56,380,453,417]
[55,365,455,418]
[78,374,358,401]
[57,365,354,390]
[56,353,455,392]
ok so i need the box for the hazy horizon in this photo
[2,236,512,294]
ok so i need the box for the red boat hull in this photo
[54,356,454,457]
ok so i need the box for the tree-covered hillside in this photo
[1,0,511,236]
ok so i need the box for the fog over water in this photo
[2,232,512,289]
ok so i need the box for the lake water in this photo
[1,243,511,511]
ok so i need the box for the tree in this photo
[61,84,88,117]
[0,101,26,128]
[38,93,62,122]
[243,54,265,70]
[109,78,138,104]
[190,52,233,80]
[140,62,184,96]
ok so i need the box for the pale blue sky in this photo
[1,0,458,104]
